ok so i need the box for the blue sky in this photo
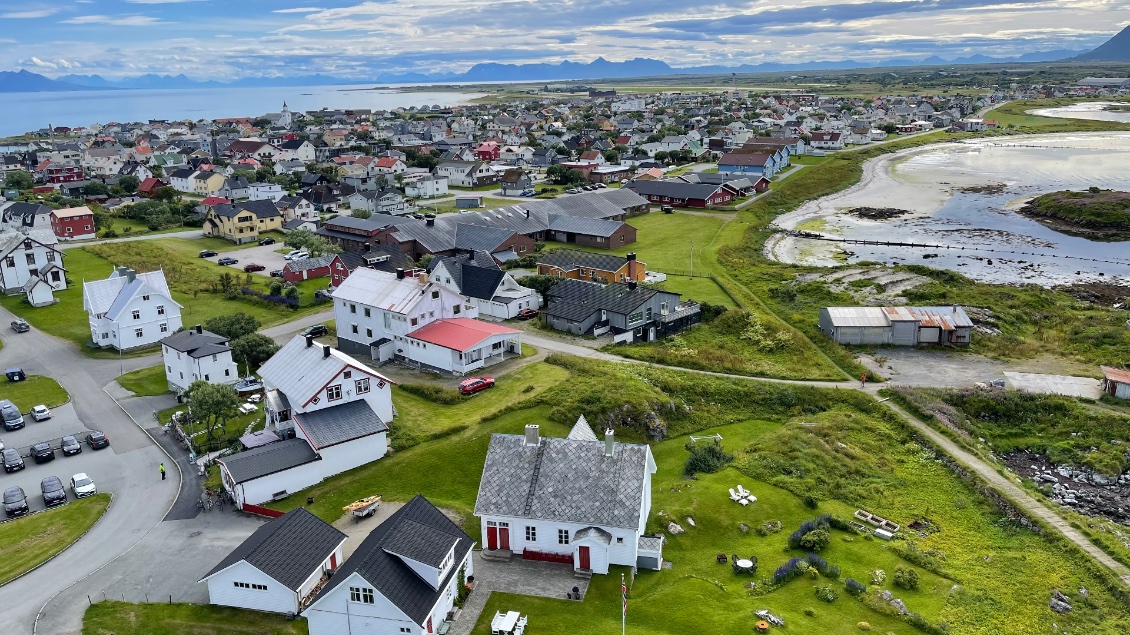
[1,0,1127,80]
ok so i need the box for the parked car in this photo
[3,448,24,472]
[566,188,578,194]
[198,250,218,258]
[3,486,28,518]
[661,205,674,213]
[31,405,51,421]
[217,257,239,266]
[314,289,333,300]
[459,376,496,396]
[243,263,266,272]
[302,324,328,338]
[61,435,81,456]
[258,237,276,246]
[10,319,29,333]
[269,269,284,278]
[516,308,540,320]
[31,442,55,464]
[70,473,97,498]
[284,249,307,260]
[596,183,608,189]
[86,431,109,450]
[0,399,23,431]
[41,476,67,507]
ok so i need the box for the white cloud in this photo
[272,7,322,13]
[62,15,164,26]
[0,9,59,18]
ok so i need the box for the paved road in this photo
[0,306,179,635]
[57,229,201,251]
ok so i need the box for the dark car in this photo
[217,257,239,266]
[0,399,23,430]
[302,324,328,338]
[10,319,30,333]
[258,237,276,246]
[31,442,55,464]
[86,431,110,450]
[61,435,81,456]
[3,486,28,518]
[40,476,67,507]
[269,269,284,278]
[2,448,24,472]
[459,376,496,395]
[314,289,333,300]
[516,308,539,320]
[198,249,218,258]
[243,263,266,272]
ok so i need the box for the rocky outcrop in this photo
[1005,450,1130,524]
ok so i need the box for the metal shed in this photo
[1101,366,1130,401]
[818,307,891,345]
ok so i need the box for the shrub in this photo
[757,520,783,537]
[845,578,866,596]
[800,528,831,552]
[269,281,284,296]
[858,622,871,631]
[871,569,886,585]
[683,440,734,477]
[102,229,119,238]
[772,558,807,584]
[804,608,816,617]
[399,383,463,405]
[894,566,920,590]
[284,285,300,301]
[803,494,819,509]
[815,585,839,603]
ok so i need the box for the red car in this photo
[459,376,495,395]
[243,263,266,272]
[516,309,539,320]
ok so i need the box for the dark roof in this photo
[284,254,335,273]
[718,152,772,166]
[545,278,661,322]
[309,495,473,623]
[212,199,282,219]
[336,245,414,274]
[293,400,388,450]
[546,213,622,238]
[432,255,505,301]
[201,508,346,591]
[627,180,725,200]
[217,438,319,483]
[159,328,231,358]
[2,202,52,227]
[383,520,461,567]
[538,249,628,273]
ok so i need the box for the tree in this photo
[602,150,620,164]
[230,333,279,372]
[546,165,586,186]
[254,167,275,184]
[154,186,178,202]
[203,312,261,340]
[85,181,109,196]
[893,567,919,590]
[4,170,34,190]
[350,208,372,219]
[284,228,319,250]
[306,237,341,257]
[119,175,140,194]
[184,380,240,446]
[283,285,300,302]
[516,274,562,305]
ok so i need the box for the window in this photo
[350,303,356,314]
[355,378,370,394]
[135,327,144,338]
[142,294,150,301]
[383,312,392,329]
[400,628,412,634]
[558,529,570,545]
[156,304,165,315]
[410,317,418,327]
[327,384,342,401]
[46,252,55,263]
[453,304,461,315]
[350,587,375,604]
[364,307,371,318]
[343,370,352,379]
[85,224,91,230]
[628,311,643,324]
[431,290,440,299]
[3,257,11,267]
[160,323,169,333]
[25,253,35,266]
[616,536,624,544]
[225,369,231,376]
[233,582,267,591]
[166,366,171,373]
[351,324,358,334]
[65,227,73,234]
[646,307,652,321]
[366,328,373,338]
[132,310,141,320]
[525,526,537,542]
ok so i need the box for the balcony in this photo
[659,302,700,324]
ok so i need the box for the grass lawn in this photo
[83,601,309,635]
[417,197,516,214]
[0,493,110,585]
[649,275,735,307]
[117,365,169,397]
[984,98,1130,134]
[448,184,503,192]
[2,375,69,412]
[100,217,190,238]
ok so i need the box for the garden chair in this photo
[729,488,742,502]
[737,484,750,497]
[717,553,728,564]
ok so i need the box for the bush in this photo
[894,566,920,590]
[803,494,819,509]
[102,229,119,239]
[269,281,284,296]
[800,528,831,552]
[871,569,886,585]
[772,557,808,584]
[857,622,871,631]
[845,578,866,596]
[804,608,816,617]
[284,285,300,301]
[683,440,734,477]
[399,383,463,405]
[815,585,839,603]
[757,520,783,537]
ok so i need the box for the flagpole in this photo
[621,572,626,635]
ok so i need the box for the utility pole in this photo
[689,240,693,278]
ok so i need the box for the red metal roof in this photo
[200,196,231,207]
[407,318,520,351]
[1101,366,1130,385]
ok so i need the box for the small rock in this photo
[686,517,696,528]
[667,522,685,535]
[880,590,893,601]
[890,598,908,615]
[738,523,750,533]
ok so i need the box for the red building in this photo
[50,206,97,240]
[137,177,168,197]
[39,162,84,184]
[473,142,500,161]
[282,255,334,283]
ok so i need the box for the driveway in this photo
[203,243,291,277]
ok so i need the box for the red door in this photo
[427,617,433,633]
[487,525,498,550]
[329,553,337,570]
[579,546,590,570]
[499,524,510,550]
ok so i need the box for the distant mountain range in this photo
[0,47,1107,94]
[1072,25,1130,61]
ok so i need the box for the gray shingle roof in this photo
[455,263,505,301]
[546,214,623,238]
[627,180,724,200]
[383,519,460,567]
[538,249,628,273]
[201,508,346,591]
[160,328,230,358]
[545,278,666,323]
[475,432,652,529]
[308,495,473,623]
[293,400,388,450]
[217,438,319,484]
[284,255,334,273]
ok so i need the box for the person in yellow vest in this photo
[159,463,166,480]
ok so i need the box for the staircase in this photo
[573,568,593,580]
[481,549,512,562]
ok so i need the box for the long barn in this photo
[818,306,973,346]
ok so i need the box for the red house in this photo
[282,255,334,283]
[626,180,733,208]
[474,142,500,161]
[50,206,97,240]
[39,162,84,184]
[137,177,168,197]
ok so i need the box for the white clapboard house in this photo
[82,266,183,350]
[474,419,663,574]
[0,229,67,307]
[160,325,240,393]
[200,508,346,614]
[303,495,474,635]
[427,251,540,319]
[215,335,395,508]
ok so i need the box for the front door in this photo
[499,522,511,550]
[329,553,337,570]
[579,546,590,570]
[487,521,498,550]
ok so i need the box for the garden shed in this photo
[1101,366,1130,400]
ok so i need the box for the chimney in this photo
[195,324,203,334]
[627,252,637,281]
[525,209,530,219]
[305,335,314,348]
[365,243,372,253]
[418,271,428,285]
[426,217,435,227]
[628,281,637,291]
[524,424,540,447]
[604,429,615,457]
[126,268,136,283]
[396,268,405,280]
[322,345,331,359]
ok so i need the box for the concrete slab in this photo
[1004,372,1102,399]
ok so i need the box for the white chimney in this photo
[524,424,540,447]
[604,429,615,457]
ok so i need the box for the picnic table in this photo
[343,495,381,520]
[491,610,520,634]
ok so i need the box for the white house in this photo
[276,195,318,222]
[278,139,316,163]
[345,189,407,216]
[249,182,285,202]
[611,98,646,113]
[808,131,845,150]
[303,495,474,635]
[160,325,239,393]
[201,508,346,615]
[373,157,407,175]
[82,266,183,350]
[332,268,521,373]
[0,230,67,306]
[474,420,663,574]
[428,252,540,319]
[215,335,395,508]
[404,175,449,199]
[169,168,197,193]
[435,161,498,188]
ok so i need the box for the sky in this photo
[0,0,1127,80]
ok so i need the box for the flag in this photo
[621,573,627,616]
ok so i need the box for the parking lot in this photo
[199,243,293,277]
[0,403,116,517]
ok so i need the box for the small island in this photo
[1017,188,1130,241]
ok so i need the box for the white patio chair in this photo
[737,484,750,497]
[514,626,525,635]
[729,488,741,501]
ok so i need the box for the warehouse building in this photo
[818,306,973,346]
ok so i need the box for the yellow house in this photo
[203,200,282,244]
[192,171,227,196]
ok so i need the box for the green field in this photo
[984,98,1130,134]
[417,197,517,214]
[1,375,69,412]
[116,365,169,397]
[0,493,110,585]
[83,601,309,635]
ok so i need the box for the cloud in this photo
[0,9,59,18]
[61,15,164,26]
[272,7,323,13]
